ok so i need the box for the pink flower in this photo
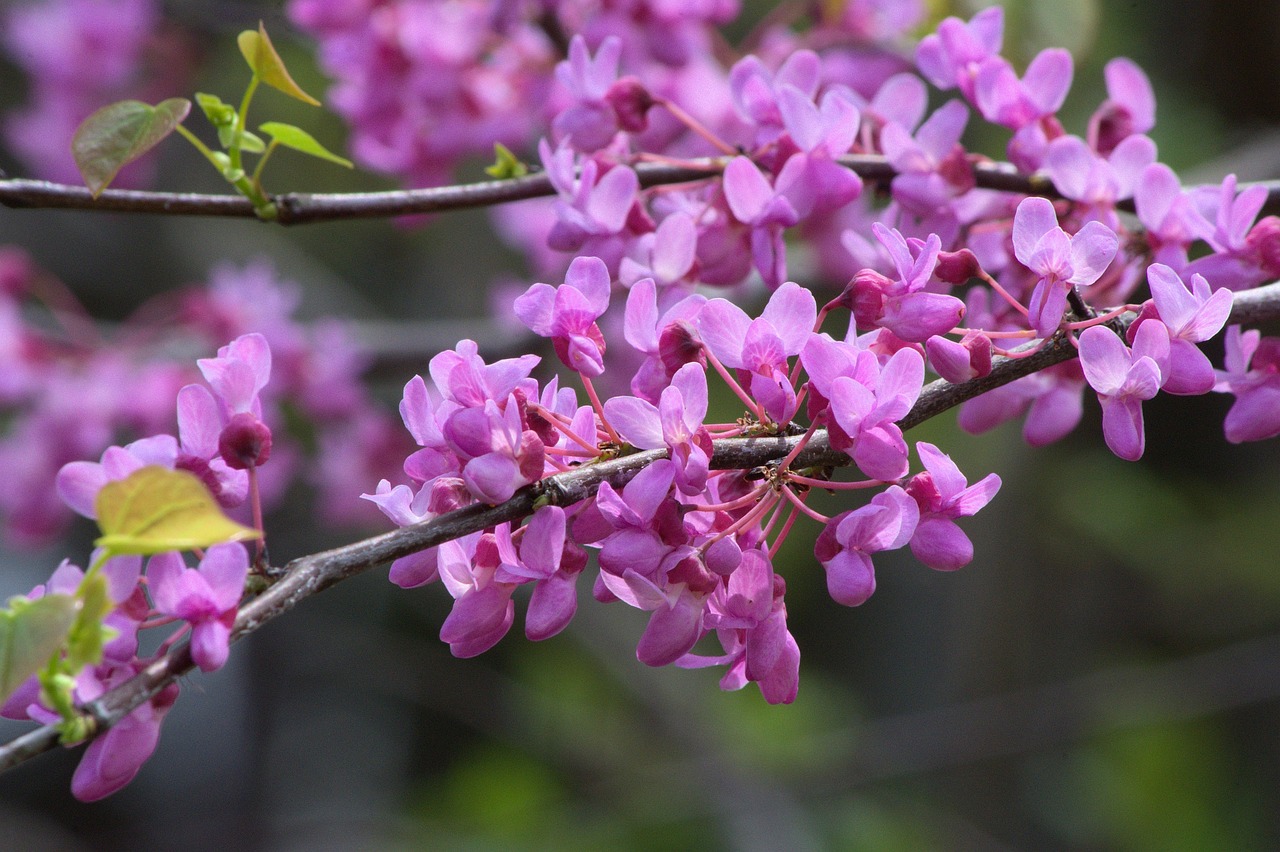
[147,543,249,673]
[906,442,1001,571]
[1012,197,1118,337]
[814,485,919,606]
[1078,321,1170,461]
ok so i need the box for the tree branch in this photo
[4,281,1278,774]
[10,156,1274,223]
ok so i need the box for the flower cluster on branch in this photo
[4,0,1280,806]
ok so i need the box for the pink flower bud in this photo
[605,76,654,133]
[218,412,272,470]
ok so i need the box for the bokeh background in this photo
[3,0,1280,849]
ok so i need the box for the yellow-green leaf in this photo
[72,98,191,197]
[0,594,77,702]
[259,122,352,168]
[237,23,321,106]
[485,142,528,179]
[64,573,112,673]
[94,466,261,555]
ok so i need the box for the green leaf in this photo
[259,122,353,168]
[72,98,191,197]
[64,573,112,673]
[94,466,261,555]
[485,143,528,179]
[0,594,77,702]
[237,23,321,106]
[194,92,236,129]
[237,130,267,155]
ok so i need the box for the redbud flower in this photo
[147,543,249,673]
[552,35,624,152]
[1087,57,1156,156]
[1131,263,1232,395]
[1012,197,1118,337]
[696,281,816,424]
[721,155,799,288]
[1214,326,1280,443]
[814,485,919,606]
[906,442,1001,571]
[515,255,612,377]
[1079,321,1170,461]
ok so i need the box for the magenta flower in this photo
[619,212,698,291]
[728,50,820,145]
[494,506,584,641]
[148,543,249,673]
[696,280,816,424]
[848,224,966,342]
[1185,174,1273,290]
[1134,163,1213,270]
[552,35,623,152]
[68,663,179,802]
[814,486,919,606]
[56,434,179,519]
[1087,57,1156,156]
[721,155,799,288]
[1043,133,1157,228]
[1012,197,1118,337]
[542,141,639,266]
[604,362,713,494]
[679,549,800,704]
[774,85,863,218]
[1131,263,1232,395]
[974,49,1073,131]
[197,333,274,469]
[622,276,706,404]
[1214,326,1280,443]
[515,255,612,377]
[1078,321,1170,461]
[880,99,972,216]
[906,442,1001,571]
[825,346,925,481]
[916,6,1004,101]
[436,531,517,658]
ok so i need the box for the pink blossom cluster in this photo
[1,0,187,184]
[0,251,403,546]
[5,331,281,800]
[364,265,1004,704]
[356,4,1280,704]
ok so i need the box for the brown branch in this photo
[4,281,1280,775]
[15,156,1273,224]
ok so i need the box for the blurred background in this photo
[3,0,1280,849]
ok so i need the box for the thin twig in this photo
[4,282,1279,773]
[12,156,1265,224]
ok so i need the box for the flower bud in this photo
[605,76,654,133]
[218,412,272,469]
[934,248,982,284]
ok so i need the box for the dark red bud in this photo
[1088,104,1135,158]
[658,319,706,377]
[849,268,892,328]
[218,412,272,470]
[1246,216,1280,278]
[962,331,993,378]
[934,248,982,284]
[937,144,976,194]
[604,76,654,133]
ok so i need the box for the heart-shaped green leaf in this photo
[259,122,352,168]
[72,98,191,197]
[238,23,321,106]
[64,573,112,674]
[0,594,77,702]
[94,466,261,555]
